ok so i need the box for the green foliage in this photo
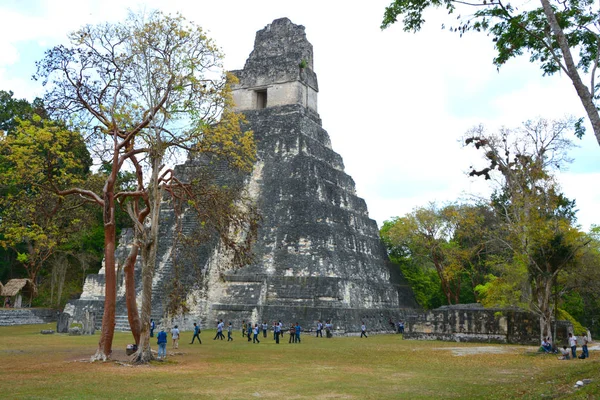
[557,309,587,336]
[299,59,308,69]
[380,202,494,305]
[0,90,46,134]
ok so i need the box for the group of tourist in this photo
[545,333,590,360]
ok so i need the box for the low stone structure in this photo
[0,308,57,326]
[404,304,573,345]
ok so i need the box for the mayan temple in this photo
[66,18,418,333]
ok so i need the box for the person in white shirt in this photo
[253,324,261,343]
[171,325,180,349]
[568,333,577,359]
[262,321,268,338]
[360,322,368,338]
[316,320,323,337]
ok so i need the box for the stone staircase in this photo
[0,308,57,326]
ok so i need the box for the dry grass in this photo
[1,324,598,399]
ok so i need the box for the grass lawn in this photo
[1,324,598,399]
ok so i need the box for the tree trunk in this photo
[539,0,600,147]
[131,236,156,364]
[92,219,116,361]
[131,157,162,364]
[124,242,141,345]
[535,274,554,343]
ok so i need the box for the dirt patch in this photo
[432,346,531,356]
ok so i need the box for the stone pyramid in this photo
[68,18,418,333]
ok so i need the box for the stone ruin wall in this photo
[404,304,573,345]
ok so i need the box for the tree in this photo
[381,0,600,147]
[0,117,92,291]
[34,11,255,361]
[381,202,491,305]
[0,90,46,134]
[466,117,589,340]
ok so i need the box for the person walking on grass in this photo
[190,322,202,344]
[360,322,368,338]
[279,320,284,340]
[295,322,302,343]
[157,328,167,360]
[316,320,323,337]
[253,324,261,343]
[247,322,253,342]
[568,333,577,359]
[150,319,155,338]
[262,321,268,338]
[289,324,296,343]
[171,325,180,349]
[242,320,247,338]
[274,321,280,344]
[227,322,234,341]
[214,319,225,340]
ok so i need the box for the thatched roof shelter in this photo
[1,279,36,297]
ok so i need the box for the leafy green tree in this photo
[466,117,590,340]
[381,0,599,146]
[0,90,46,134]
[0,117,93,296]
[381,202,492,305]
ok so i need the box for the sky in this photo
[1,0,598,231]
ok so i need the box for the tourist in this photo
[541,338,552,353]
[214,319,225,340]
[568,333,577,359]
[242,320,247,338]
[150,319,155,338]
[558,346,570,360]
[289,324,296,343]
[398,320,404,334]
[247,322,253,342]
[580,337,589,359]
[295,322,302,343]
[157,328,167,360]
[171,325,180,349]
[262,321,268,338]
[278,320,284,339]
[274,320,280,344]
[253,324,260,343]
[360,322,368,338]
[190,322,201,344]
[227,322,234,341]
[316,320,323,337]
[325,320,333,338]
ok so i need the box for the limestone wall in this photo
[404,304,573,345]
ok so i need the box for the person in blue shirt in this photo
[150,319,155,338]
[247,322,253,342]
[190,322,201,344]
[295,322,302,343]
[157,328,167,360]
[316,320,323,337]
[360,322,368,338]
[253,324,260,343]
[227,322,233,341]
